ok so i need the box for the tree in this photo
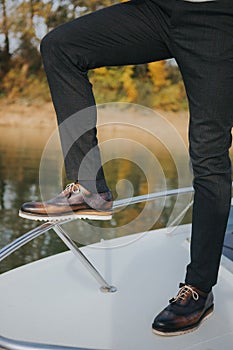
[75,0,117,14]
[0,0,11,77]
[148,61,168,92]
[0,0,186,109]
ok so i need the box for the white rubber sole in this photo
[152,306,214,337]
[19,210,112,222]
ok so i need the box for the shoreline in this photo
[0,100,189,145]
[0,101,57,128]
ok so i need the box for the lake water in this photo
[0,104,225,274]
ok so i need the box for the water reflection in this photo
[0,126,66,273]
[0,105,194,274]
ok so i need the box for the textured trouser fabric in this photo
[40,0,233,292]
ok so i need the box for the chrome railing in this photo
[0,222,58,262]
[113,186,193,209]
[0,187,194,292]
[0,335,105,350]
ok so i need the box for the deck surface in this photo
[0,224,233,350]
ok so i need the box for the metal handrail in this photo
[0,187,194,263]
[0,187,194,292]
[0,222,66,263]
[113,186,194,209]
[0,335,105,350]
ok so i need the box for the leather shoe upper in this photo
[152,283,214,333]
[21,183,113,215]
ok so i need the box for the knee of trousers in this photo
[40,29,61,61]
[40,26,87,71]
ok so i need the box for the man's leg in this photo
[175,1,233,294]
[20,0,173,220]
[153,0,233,335]
[39,0,172,193]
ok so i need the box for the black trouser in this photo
[40,0,233,292]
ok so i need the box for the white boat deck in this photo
[0,224,233,350]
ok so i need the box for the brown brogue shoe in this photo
[152,283,214,336]
[19,183,113,221]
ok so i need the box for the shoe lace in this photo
[64,182,80,194]
[170,285,199,303]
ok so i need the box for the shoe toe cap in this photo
[21,202,43,213]
[152,310,176,330]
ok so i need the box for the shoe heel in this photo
[202,304,214,322]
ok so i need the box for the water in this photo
[0,104,196,274]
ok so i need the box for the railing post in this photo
[53,224,117,293]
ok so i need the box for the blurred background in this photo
[0,0,186,108]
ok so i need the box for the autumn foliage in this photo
[0,0,187,111]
